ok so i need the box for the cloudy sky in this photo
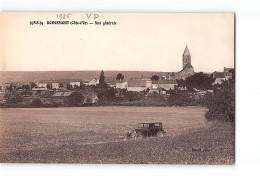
[0,13,234,72]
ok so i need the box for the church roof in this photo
[183,45,190,56]
[183,63,193,69]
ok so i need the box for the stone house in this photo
[159,80,178,90]
[51,82,60,89]
[69,80,82,88]
[127,79,146,92]
[84,78,99,86]
[0,92,6,104]
[116,79,128,89]
[212,67,233,85]
[105,77,116,88]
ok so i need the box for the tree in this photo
[116,73,124,80]
[168,90,190,106]
[22,84,30,90]
[99,70,105,84]
[67,92,85,107]
[29,82,37,89]
[180,72,215,90]
[151,75,159,81]
[204,71,235,122]
[31,99,43,108]
[47,84,51,89]
[74,85,80,89]
[66,84,72,90]
[59,83,64,88]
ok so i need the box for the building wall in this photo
[145,81,152,89]
[32,87,48,91]
[116,82,128,89]
[51,83,59,89]
[183,55,191,68]
[175,67,195,80]
[127,87,146,92]
[151,83,159,90]
[37,83,48,88]
[213,78,227,85]
[70,82,81,87]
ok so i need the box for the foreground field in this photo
[0,107,234,164]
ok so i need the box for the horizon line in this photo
[0,69,231,73]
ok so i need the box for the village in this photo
[0,46,234,108]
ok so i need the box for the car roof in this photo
[138,122,162,124]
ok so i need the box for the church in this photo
[174,46,195,80]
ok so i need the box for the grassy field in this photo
[0,106,234,164]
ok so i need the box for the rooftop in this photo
[128,79,146,87]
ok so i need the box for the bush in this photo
[168,91,192,106]
[66,92,85,107]
[31,99,43,108]
[124,91,143,102]
[204,81,235,122]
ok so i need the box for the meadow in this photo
[0,106,234,164]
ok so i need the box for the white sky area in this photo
[0,13,234,72]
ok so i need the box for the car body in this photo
[134,122,166,137]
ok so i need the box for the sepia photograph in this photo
[0,12,234,164]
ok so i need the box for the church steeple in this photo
[182,45,191,69]
[183,45,190,56]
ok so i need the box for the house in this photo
[0,92,6,104]
[224,67,233,73]
[151,80,159,90]
[116,79,128,89]
[37,83,48,89]
[159,80,178,90]
[105,77,116,88]
[212,67,233,85]
[51,82,60,89]
[5,83,11,89]
[212,72,227,85]
[127,79,146,92]
[5,82,20,90]
[148,80,160,93]
[0,85,5,92]
[212,67,234,85]
[83,78,99,86]
[69,81,81,88]
[32,86,48,91]
[145,80,152,90]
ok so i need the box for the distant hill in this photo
[0,71,170,85]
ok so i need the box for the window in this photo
[138,124,144,128]
[154,123,160,127]
[144,124,149,128]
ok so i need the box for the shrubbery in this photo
[204,80,235,122]
[31,99,43,108]
[66,92,85,107]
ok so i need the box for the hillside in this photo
[0,71,170,85]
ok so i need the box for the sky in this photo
[0,13,234,72]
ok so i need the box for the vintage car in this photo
[134,122,166,138]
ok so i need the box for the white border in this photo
[1,0,260,176]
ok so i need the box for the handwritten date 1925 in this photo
[56,13,71,21]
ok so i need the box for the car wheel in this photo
[136,132,144,139]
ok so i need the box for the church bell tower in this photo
[183,45,191,69]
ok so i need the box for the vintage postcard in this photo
[0,13,234,164]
